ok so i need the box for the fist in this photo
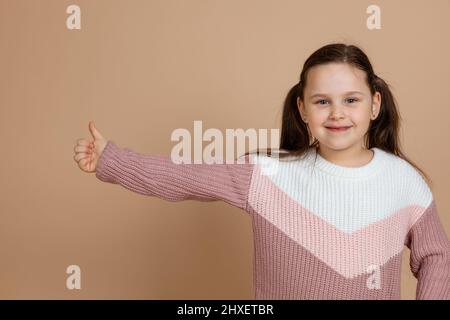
[73,121,108,173]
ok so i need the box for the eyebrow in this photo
[309,91,365,99]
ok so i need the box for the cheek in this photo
[351,111,372,126]
[307,111,329,125]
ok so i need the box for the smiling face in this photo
[297,62,381,154]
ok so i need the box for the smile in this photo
[325,126,352,133]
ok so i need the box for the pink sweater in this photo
[95,140,450,300]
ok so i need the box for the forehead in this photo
[305,63,368,95]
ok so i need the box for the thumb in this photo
[89,121,104,140]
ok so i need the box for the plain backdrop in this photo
[0,0,449,299]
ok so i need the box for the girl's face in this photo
[297,63,381,153]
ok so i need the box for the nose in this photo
[328,104,345,119]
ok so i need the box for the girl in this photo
[73,43,450,300]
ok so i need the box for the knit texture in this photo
[95,140,450,300]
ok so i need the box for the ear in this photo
[297,97,307,121]
[371,91,382,119]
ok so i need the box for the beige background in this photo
[0,0,449,299]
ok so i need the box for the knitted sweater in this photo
[95,140,450,300]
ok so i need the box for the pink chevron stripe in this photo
[248,205,403,299]
[248,165,427,279]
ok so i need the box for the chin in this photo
[318,141,355,151]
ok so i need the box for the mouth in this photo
[325,126,353,132]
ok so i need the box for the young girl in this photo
[73,43,450,300]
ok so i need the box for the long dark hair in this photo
[244,43,432,189]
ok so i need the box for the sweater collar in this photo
[308,147,387,179]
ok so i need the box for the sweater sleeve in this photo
[405,199,450,300]
[94,140,254,210]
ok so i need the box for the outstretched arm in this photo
[95,140,255,211]
[405,199,450,300]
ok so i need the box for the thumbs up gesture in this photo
[73,121,108,173]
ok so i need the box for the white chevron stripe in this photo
[249,149,432,234]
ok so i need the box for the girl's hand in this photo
[73,121,108,173]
